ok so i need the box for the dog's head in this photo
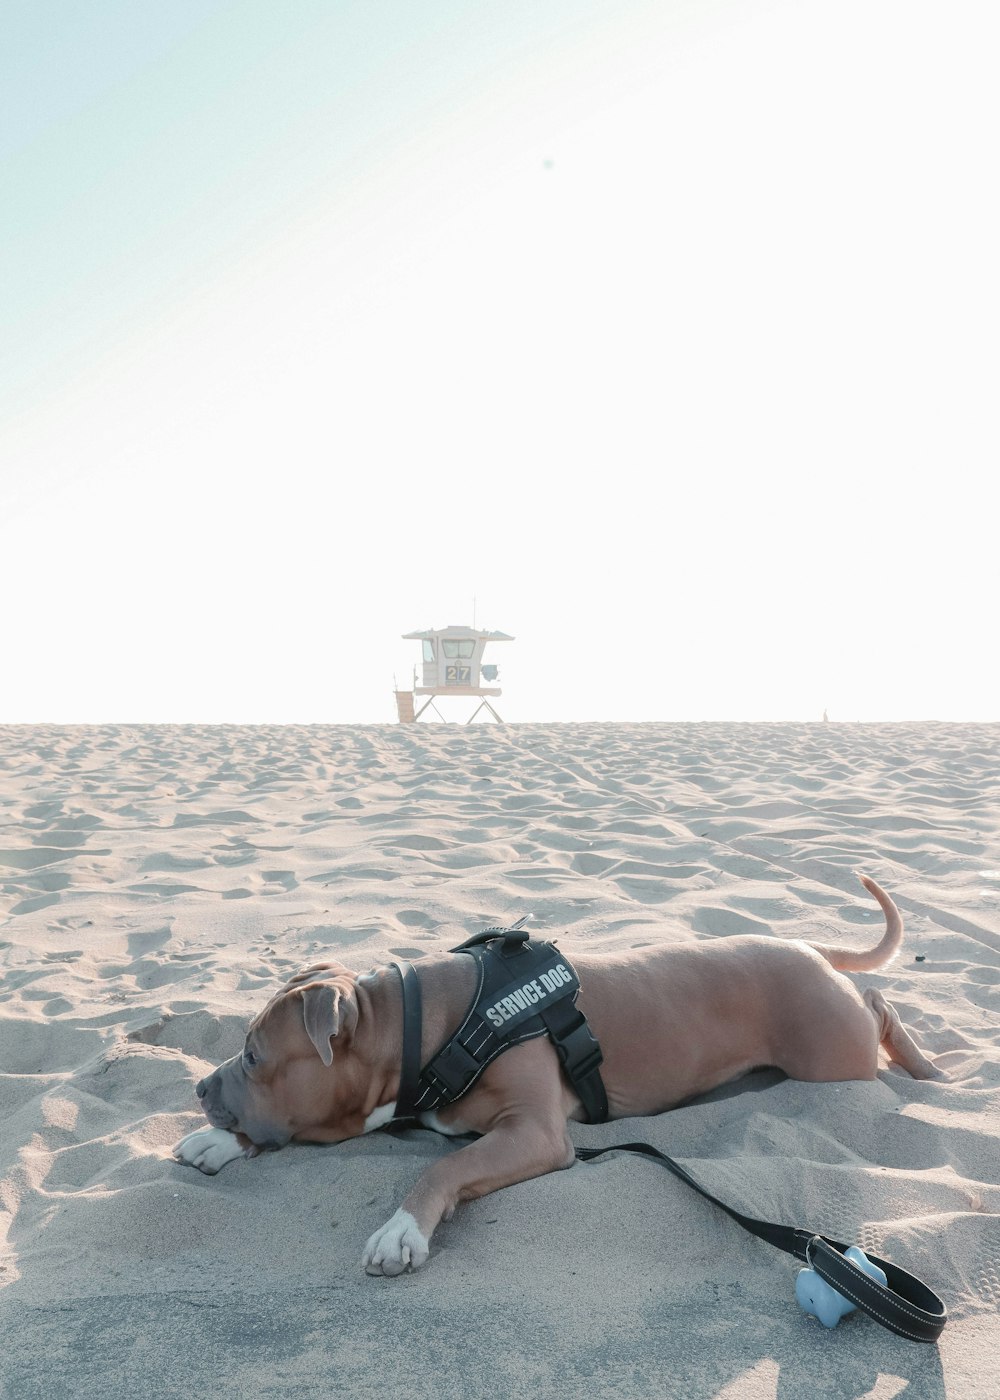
[195,963,368,1149]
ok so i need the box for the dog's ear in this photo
[284,961,352,988]
[298,978,358,1066]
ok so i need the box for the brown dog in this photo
[174,875,943,1275]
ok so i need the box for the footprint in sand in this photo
[126,926,173,955]
[128,881,204,897]
[132,957,200,990]
[42,1138,134,1192]
[237,969,280,990]
[964,968,1000,1013]
[260,870,299,893]
[692,906,771,937]
[307,924,381,949]
[571,852,619,877]
[18,870,71,893]
[385,834,451,851]
[126,1007,244,1059]
[10,892,63,915]
[32,830,92,850]
[966,966,1000,985]
[707,852,786,882]
[503,872,564,891]
[729,896,799,922]
[795,886,844,907]
[3,1019,104,1073]
[1,847,92,871]
[212,841,259,868]
[139,852,212,873]
[613,877,683,905]
[396,909,435,928]
[23,801,64,821]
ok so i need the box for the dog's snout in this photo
[197,1070,222,1102]
[194,1069,239,1132]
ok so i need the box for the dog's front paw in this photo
[362,1209,430,1276]
[173,1126,246,1175]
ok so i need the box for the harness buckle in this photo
[552,1018,604,1079]
[425,1038,483,1099]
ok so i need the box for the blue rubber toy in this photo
[795,1246,888,1328]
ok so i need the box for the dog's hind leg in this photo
[863,988,947,1081]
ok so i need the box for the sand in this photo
[1,721,998,1399]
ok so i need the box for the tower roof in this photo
[402,625,514,642]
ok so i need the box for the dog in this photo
[173,874,944,1275]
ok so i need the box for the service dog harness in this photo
[392,918,608,1124]
[391,920,946,1343]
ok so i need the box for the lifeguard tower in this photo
[395,624,514,723]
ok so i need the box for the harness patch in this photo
[482,957,574,1030]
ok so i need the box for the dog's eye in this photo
[243,1048,258,1069]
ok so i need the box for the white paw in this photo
[173,1126,246,1175]
[362,1209,430,1276]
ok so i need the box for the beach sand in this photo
[1,721,998,1399]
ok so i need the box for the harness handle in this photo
[454,916,532,955]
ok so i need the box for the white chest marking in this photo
[363,1102,397,1134]
[419,1109,469,1137]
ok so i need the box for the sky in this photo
[1,0,997,724]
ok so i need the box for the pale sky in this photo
[2,0,997,724]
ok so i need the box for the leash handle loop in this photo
[804,1235,946,1343]
[576,1142,946,1343]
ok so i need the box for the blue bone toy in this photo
[795,1246,888,1328]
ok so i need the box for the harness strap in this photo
[538,996,608,1123]
[393,961,423,1121]
[576,1141,947,1343]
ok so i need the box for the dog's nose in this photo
[196,1077,208,1099]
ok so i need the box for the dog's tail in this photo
[809,874,904,972]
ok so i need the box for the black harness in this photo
[392,918,609,1124]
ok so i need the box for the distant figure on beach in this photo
[823,709,829,722]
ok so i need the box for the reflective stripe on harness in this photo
[394,921,609,1124]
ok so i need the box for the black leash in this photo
[576,1141,947,1343]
